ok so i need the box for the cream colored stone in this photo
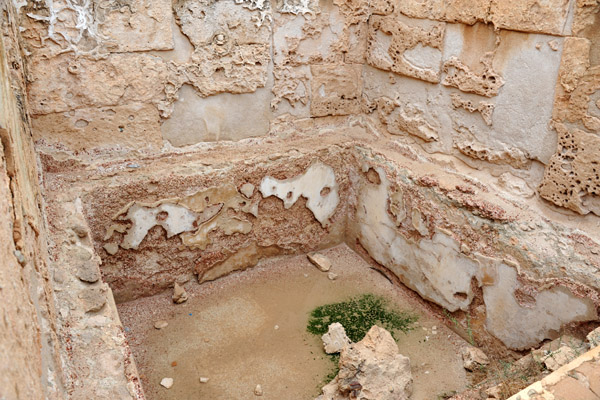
[489,0,573,36]
[28,53,168,115]
[32,103,162,152]
[310,64,363,117]
[308,252,332,272]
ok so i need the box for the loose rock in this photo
[308,253,332,272]
[317,325,412,400]
[322,323,351,354]
[254,384,263,396]
[172,282,188,304]
[587,326,600,348]
[327,272,338,281]
[160,377,173,388]
[154,320,168,329]
[199,377,209,383]
[461,346,490,371]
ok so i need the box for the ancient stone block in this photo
[310,64,362,117]
[31,103,162,152]
[28,53,168,115]
[489,0,573,36]
[20,0,173,57]
[161,84,272,145]
[367,15,445,83]
[540,37,600,215]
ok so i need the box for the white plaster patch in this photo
[357,167,479,311]
[120,203,197,250]
[259,162,339,228]
[483,263,598,350]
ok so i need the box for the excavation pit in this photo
[118,245,470,400]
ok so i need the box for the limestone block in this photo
[96,0,174,52]
[160,0,272,110]
[271,4,349,67]
[442,0,490,25]
[28,53,168,115]
[367,14,445,83]
[539,37,600,215]
[271,65,311,117]
[161,84,272,145]
[317,326,412,400]
[540,124,600,215]
[321,322,351,354]
[489,0,574,36]
[21,0,173,57]
[442,25,564,163]
[310,64,362,117]
[31,103,162,152]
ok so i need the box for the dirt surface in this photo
[118,244,469,400]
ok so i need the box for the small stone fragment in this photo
[103,243,119,255]
[485,384,502,399]
[240,183,255,198]
[322,322,351,354]
[154,320,168,329]
[79,287,106,313]
[327,272,338,281]
[200,377,209,383]
[542,346,576,371]
[72,224,88,238]
[461,346,490,371]
[172,282,188,304]
[254,384,263,396]
[587,327,600,348]
[171,361,177,367]
[308,253,331,272]
[160,377,173,388]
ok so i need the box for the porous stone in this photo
[321,323,351,354]
[154,320,168,329]
[541,346,577,371]
[316,325,412,400]
[587,327,600,348]
[160,377,174,388]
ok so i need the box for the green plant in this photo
[307,294,418,342]
[307,294,418,387]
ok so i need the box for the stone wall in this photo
[0,0,62,397]
[4,0,600,397]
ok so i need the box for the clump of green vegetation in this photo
[307,294,418,343]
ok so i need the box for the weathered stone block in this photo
[32,103,163,152]
[28,53,168,115]
[367,14,445,83]
[310,64,362,117]
[489,0,574,35]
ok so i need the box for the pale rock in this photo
[79,287,107,313]
[327,272,338,281]
[587,327,600,348]
[308,253,332,272]
[542,346,577,371]
[254,384,263,396]
[486,384,503,399]
[316,325,412,400]
[172,282,189,304]
[160,377,173,388]
[103,243,119,255]
[240,183,255,198]
[199,377,209,383]
[154,320,168,329]
[321,323,351,354]
[461,346,490,371]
